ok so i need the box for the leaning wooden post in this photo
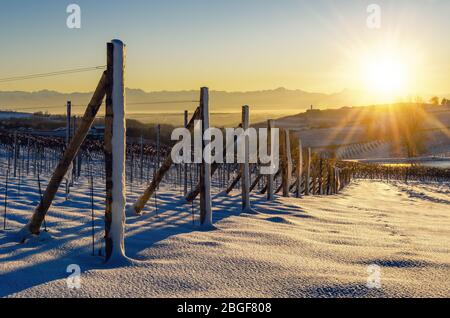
[267,120,275,201]
[241,105,253,213]
[304,147,311,195]
[104,39,127,262]
[295,138,303,198]
[186,123,242,202]
[18,75,107,240]
[199,87,213,227]
[225,171,242,194]
[129,107,200,215]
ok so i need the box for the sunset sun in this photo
[361,51,410,98]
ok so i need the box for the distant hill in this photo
[0,87,393,115]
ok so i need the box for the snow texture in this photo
[0,168,449,298]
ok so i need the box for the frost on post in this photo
[104,40,128,263]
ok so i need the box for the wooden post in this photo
[250,173,263,192]
[13,132,18,178]
[26,136,30,175]
[19,73,107,240]
[335,167,340,193]
[304,148,311,195]
[156,124,161,170]
[66,101,72,144]
[104,39,127,262]
[72,116,77,183]
[325,161,331,195]
[75,116,83,179]
[184,111,189,197]
[199,87,213,227]
[241,106,253,213]
[267,120,275,201]
[312,159,318,195]
[139,133,144,183]
[295,138,303,198]
[330,166,336,194]
[65,101,72,198]
[280,129,292,197]
[225,171,241,194]
[318,157,323,195]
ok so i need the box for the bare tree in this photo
[400,105,426,158]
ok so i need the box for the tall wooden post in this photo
[199,87,213,228]
[318,157,323,195]
[104,39,127,261]
[66,101,72,144]
[241,106,253,213]
[335,168,340,193]
[26,136,31,176]
[65,101,72,197]
[13,132,18,178]
[140,133,144,183]
[267,120,275,201]
[332,166,337,194]
[184,110,189,197]
[77,132,83,179]
[305,147,311,195]
[156,124,161,170]
[72,116,78,182]
[295,138,303,198]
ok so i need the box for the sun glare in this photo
[361,51,410,100]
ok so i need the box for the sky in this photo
[0,0,449,99]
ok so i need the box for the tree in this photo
[429,96,440,105]
[400,105,426,158]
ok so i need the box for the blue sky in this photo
[1,0,449,95]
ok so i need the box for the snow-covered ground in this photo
[0,170,449,298]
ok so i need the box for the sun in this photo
[361,51,410,100]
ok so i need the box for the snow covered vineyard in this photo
[0,160,449,297]
[0,39,449,298]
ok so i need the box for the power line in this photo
[0,66,106,83]
[1,105,88,111]
[127,100,198,105]
[1,100,199,113]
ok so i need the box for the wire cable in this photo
[0,66,106,83]
[2,100,198,112]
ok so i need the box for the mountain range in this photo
[0,88,448,115]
